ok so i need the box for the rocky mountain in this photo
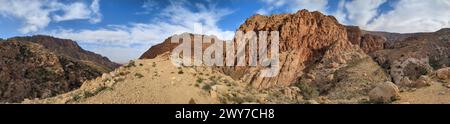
[139,10,391,103]
[346,26,450,88]
[0,36,119,103]
[25,10,450,104]
[9,35,120,72]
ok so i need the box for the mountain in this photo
[139,10,391,103]
[26,10,450,104]
[0,35,119,103]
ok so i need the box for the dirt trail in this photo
[398,82,450,104]
[24,56,226,104]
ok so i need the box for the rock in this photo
[210,91,218,99]
[328,62,339,68]
[211,85,228,94]
[189,98,196,104]
[306,74,316,80]
[445,84,450,88]
[102,74,112,81]
[0,37,118,103]
[413,75,432,88]
[139,10,362,89]
[306,100,319,104]
[346,26,362,46]
[360,34,386,53]
[399,77,412,87]
[326,74,334,81]
[369,81,401,103]
[436,67,450,80]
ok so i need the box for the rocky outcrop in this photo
[0,36,118,103]
[360,34,386,53]
[369,81,400,103]
[436,67,450,81]
[141,10,364,88]
[219,10,366,89]
[9,35,120,72]
[346,26,362,46]
[345,26,387,53]
[371,29,450,85]
[140,33,215,59]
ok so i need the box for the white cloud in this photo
[257,0,328,15]
[0,0,102,34]
[333,0,450,33]
[342,0,387,26]
[366,0,450,33]
[48,0,235,63]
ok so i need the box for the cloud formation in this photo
[332,0,450,33]
[0,0,101,33]
[257,0,328,15]
[365,0,450,33]
[48,0,235,63]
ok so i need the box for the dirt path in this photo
[398,82,450,104]
[24,57,224,104]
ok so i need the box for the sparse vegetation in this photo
[72,94,82,102]
[83,91,95,98]
[135,73,144,78]
[202,84,212,91]
[177,68,184,74]
[196,77,204,83]
[125,60,136,68]
[296,82,319,100]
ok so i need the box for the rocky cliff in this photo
[140,10,389,102]
[0,36,119,103]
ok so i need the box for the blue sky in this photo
[1,0,449,63]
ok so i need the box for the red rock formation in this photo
[346,26,362,46]
[0,36,119,103]
[360,34,386,53]
[222,10,368,89]
[345,26,387,53]
[140,10,367,89]
[9,35,120,71]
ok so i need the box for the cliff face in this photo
[9,35,120,72]
[219,10,369,89]
[370,29,450,85]
[0,36,119,103]
[138,10,450,102]
[345,26,387,53]
[140,10,381,93]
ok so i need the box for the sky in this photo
[1,0,450,63]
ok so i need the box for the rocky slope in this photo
[25,54,301,104]
[0,36,119,103]
[139,10,391,103]
[9,35,120,72]
[24,10,450,104]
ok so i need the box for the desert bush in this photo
[196,77,204,83]
[125,60,136,68]
[296,82,319,100]
[135,73,144,78]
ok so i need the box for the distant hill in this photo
[0,35,119,103]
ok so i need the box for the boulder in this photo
[369,81,401,103]
[436,67,450,80]
[413,75,432,88]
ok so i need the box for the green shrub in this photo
[125,60,136,68]
[296,82,319,100]
[202,84,212,91]
[135,73,144,78]
[196,78,204,83]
